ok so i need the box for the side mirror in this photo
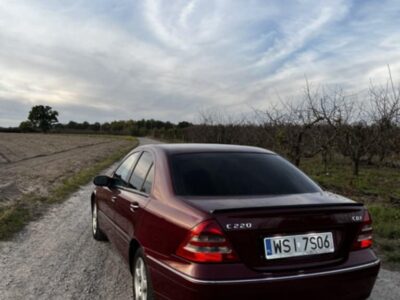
[93,175,113,187]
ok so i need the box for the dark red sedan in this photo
[91,144,380,300]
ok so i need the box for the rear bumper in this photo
[147,255,380,300]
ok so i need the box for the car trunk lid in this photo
[183,192,365,272]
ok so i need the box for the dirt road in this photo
[0,137,398,299]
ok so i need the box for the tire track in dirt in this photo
[0,151,10,163]
[2,140,115,169]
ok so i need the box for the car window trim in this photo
[113,151,142,188]
[127,151,154,193]
[125,151,145,190]
[139,162,154,193]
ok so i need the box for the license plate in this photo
[264,232,335,260]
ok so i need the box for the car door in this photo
[98,152,141,241]
[113,151,154,259]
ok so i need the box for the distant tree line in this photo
[51,119,192,140]
[7,107,192,140]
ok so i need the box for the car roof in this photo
[140,143,275,155]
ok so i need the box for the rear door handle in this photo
[111,196,117,203]
[130,202,140,212]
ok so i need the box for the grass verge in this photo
[368,205,400,266]
[0,137,138,240]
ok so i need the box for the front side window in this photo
[129,152,153,191]
[114,152,140,186]
[169,152,321,196]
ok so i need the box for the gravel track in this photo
[0,180,132,300]
[0,137,398,299]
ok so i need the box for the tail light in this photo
[176,220,239,263]
[352,209,373,250]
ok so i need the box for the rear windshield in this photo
[169,152,321,196]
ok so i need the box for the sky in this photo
[0,0,399,126]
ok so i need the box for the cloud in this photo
[0,0,399,127]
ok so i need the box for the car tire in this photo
[92,201,107,241]
[132,249,154,300]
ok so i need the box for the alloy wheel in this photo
[92,203,97,235]
[134,257,148,300]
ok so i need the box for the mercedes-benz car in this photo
[91,143,380,300]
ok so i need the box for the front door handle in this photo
[130,202,140,212]
[111,196,117,203]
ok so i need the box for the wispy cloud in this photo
[0,0,399,126]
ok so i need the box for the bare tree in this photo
[261,82,324,166]
[335,99,376,176]
[312,87,347,173]
[368,65,400,163]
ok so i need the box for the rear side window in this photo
[114,152,140,186]
[170,152,321,196]
[129,152,153,191]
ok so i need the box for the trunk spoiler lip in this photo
[208,202,364,214]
